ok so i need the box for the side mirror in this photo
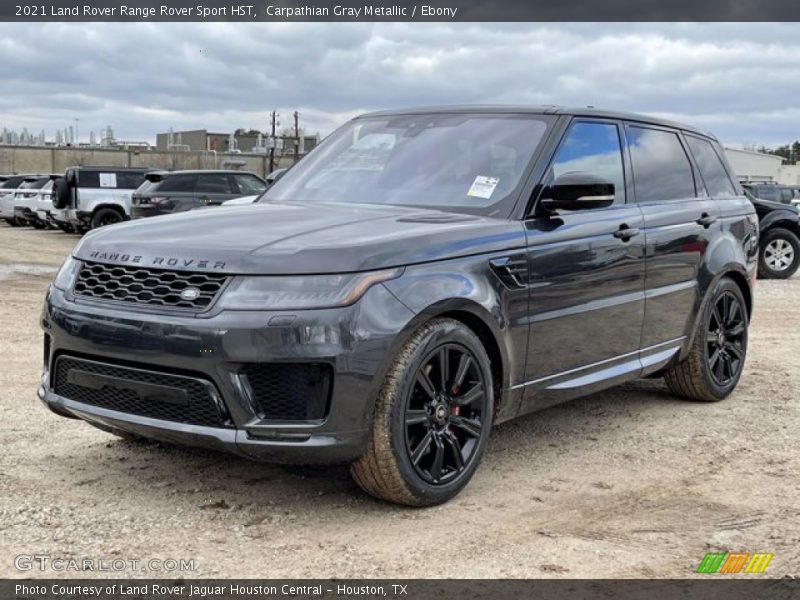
[266,168,287,185]
[540,172,615,212]
[65,168,78,188]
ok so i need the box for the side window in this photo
[195,174,233,194]
[116,172,146,189]
[628,126,696,202]
[548,121,626,205]
[758,187,780,202]
[77,171,101,188]
[685,136,736,197]
[233,174,267,195]
[157,174,197,193]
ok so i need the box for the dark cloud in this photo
[0,22,798,147]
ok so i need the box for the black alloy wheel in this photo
[705,291,746,387]
[351,318,494,506]
[404,343,487,485]
[664,277,749,402]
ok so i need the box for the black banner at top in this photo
[4,0,800,22]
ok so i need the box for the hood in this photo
[750,196,800,214]
[73,201,525,274]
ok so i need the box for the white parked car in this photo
[13,175,55,228]
[32,179,56,228]
[0,174,31,226]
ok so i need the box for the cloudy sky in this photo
[1,22,799,148]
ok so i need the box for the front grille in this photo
[54,355,229,428]
[73,261,228,311]
[242,363,332,421]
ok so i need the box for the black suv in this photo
[742,182,798,205]
[130,170,267,218]
[743,188,800,278]
[40,107,757,506]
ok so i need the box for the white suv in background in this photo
[0,174,32,226]
[51,166,150,231]
[12,175,56,228]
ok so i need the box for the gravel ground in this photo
[0,222,797,579]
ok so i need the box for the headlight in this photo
[52,256,80,291]
[218,268,404,310]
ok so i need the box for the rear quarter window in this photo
[685,136,737,197]
[196,174,233,194]
[116,172,147,189]
[154,174,197,193]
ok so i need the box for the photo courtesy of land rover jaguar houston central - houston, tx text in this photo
[39,106,758,506]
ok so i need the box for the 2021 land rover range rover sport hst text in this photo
[40,107,758,506]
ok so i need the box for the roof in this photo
[357,105,713,138]
[151,169,257,175]
[724,147,784,161]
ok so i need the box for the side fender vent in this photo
[489,254,529,289]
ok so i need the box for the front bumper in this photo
[40,283,415,464]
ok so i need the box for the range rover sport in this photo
[40,107,758,506]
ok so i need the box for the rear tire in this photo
[90,208,123,229]
[758,227,800,279]
[351,318,494,506]
[664,277,748,402]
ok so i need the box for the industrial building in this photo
[155,128,319,155]
[724,147,800,185]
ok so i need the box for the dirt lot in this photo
[0,222,797,579]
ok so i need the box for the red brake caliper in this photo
[449,385,460,434]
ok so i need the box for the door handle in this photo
[696,213,717,228]
[613,224,640,241]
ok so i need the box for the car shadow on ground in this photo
[62,377,692,513]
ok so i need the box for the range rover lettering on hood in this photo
[87,250,226,270]
[73,202,526,275]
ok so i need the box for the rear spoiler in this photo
[144,171,169,183]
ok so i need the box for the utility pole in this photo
[293,111,299,164]
[268,110,277,173]
[74,118,79,145]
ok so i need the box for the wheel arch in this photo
[759,214,800,240]
[384,296,514,422]
[91,203,125,217]
[682,266,752,362]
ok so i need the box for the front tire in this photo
[758,227,800,279]
[664,277,748,401]
[351,318,494,506]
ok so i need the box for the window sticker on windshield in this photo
[467,176,499,199]
[99,173,118,188]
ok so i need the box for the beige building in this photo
[724,147,800,185]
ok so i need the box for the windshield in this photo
[20,178,49,190]
[263,113,551,216]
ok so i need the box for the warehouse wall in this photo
[0,145,293,176]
